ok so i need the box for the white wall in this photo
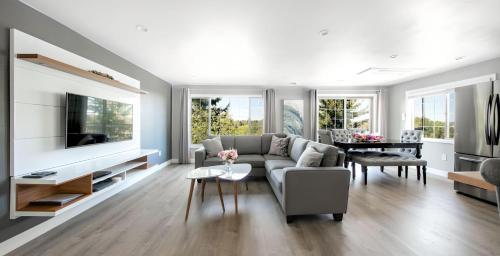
[11,29,141,176]
[388,57,500,171]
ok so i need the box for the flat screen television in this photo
[65,93,133,148]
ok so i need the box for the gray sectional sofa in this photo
[195,133,351,222]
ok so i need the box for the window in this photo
[191,96,264,144]
[411,92,455,140]
[319,97,372,131]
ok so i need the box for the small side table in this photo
[185,167,225,222]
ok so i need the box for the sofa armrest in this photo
[282,167,350,216]
[337,152,346,167]
[194,146,206,168]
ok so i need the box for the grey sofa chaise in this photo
[195,133,351,222]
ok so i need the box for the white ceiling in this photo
[21,0,500,87]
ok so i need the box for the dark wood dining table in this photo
[334,139,423,168]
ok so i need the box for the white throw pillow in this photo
[296,146,324,167]
[202,137,224,157]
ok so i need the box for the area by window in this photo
[318,97,372,131]
[191,96,264,144]
[410,92,455,140]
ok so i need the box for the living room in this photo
[1,0,500,255]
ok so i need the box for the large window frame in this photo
[318,94,376,132]
[408,92,455,142]
[190,94,264,145]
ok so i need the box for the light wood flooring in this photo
[10,164,500,256]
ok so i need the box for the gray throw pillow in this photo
[202,137,224,157]
[268,136,290,157]
[296,146,324,167]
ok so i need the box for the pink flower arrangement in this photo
[353,133,384,142]
[218,149,238,163]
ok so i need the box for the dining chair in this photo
[317,129,334,145]
[331,129,352,143]
[398,130,423,178]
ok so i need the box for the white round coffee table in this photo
[185,167,225,222]
[212,164,252,214]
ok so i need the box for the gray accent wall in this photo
[0,0,172,243]
[388,57,500,172]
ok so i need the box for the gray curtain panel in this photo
[309,89,318,141]
[179,88,191,164]
[264,89,276,133]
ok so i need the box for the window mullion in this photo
[208,97,212,136]
[344,97,347,129]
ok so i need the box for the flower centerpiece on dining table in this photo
[218,149,238,172]
[352,133,384,143]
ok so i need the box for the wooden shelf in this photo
[16,174,93,214]
[17,54,147,95]
[448,171,496,191]
[18,194,90,213]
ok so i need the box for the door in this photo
[454,82,493,157]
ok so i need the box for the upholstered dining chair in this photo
[317,129,334,145]
[480,159,500,216]
[398,130,423,178]
[331,129,352,143]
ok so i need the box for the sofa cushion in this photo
[234,136,262,154]
[287,134,301,157]
[263,154,291,161]
[268,136,290,157]
[235,154,265,168]
[296,146,324,167]
[269,169,285,193]
[261,133,287,153]
[290,137,309,162]
[265,159,296,172]
[209,135,235,150]
[204,156,224,166]
[307,141,339,167]
[202,137,224,157]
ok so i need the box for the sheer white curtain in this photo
[377,89,388,137]
[264,89,276,133]
[179,88,191,164]
[309,89,318,140]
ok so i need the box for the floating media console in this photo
[10,149,158,218]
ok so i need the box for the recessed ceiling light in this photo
[136,25,148,32]
[390,54,398,59]
[455,56,465,60]
[319,29,329,36]
[289,82,298,86]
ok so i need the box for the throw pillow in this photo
[268,136,290,157]
[202,137,224,157]
[296,146,324,167]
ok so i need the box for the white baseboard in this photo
[169,158,194,164]
[0,161,169,255]
[426,167,449,177]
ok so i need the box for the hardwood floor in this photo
[10,164,500,256]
